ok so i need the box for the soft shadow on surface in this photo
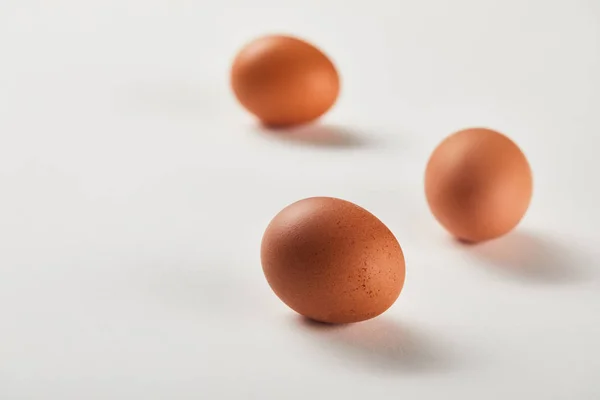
[296,316,454,373]
[255,123,374,149]
[464,231,590,284]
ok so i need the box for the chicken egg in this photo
[425,127,533,243]
[261,197,405,324]
[230,35,340,127]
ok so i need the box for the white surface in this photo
[1,1,599,399]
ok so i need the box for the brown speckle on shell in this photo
[260,197,406,324]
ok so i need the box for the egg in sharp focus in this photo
[261,197,406,324]
[425,127,533,243]
[230,35,340,128]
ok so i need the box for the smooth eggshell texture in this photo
[425,127,533,243]
[230,35,340,127]
[261,197,405,324]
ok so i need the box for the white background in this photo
[1,0,599,399]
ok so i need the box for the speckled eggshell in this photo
[261,197,406,324]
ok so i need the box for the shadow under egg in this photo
[255,123,374,149]
[295,316,456,374]
[464,231,591,284]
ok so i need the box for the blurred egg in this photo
[261,197,405,324]
[425,127,533,243]
[230,35,340,127]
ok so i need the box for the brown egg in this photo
[425,127,533,243]
[261,197,405,324]
[230,35,340,127]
